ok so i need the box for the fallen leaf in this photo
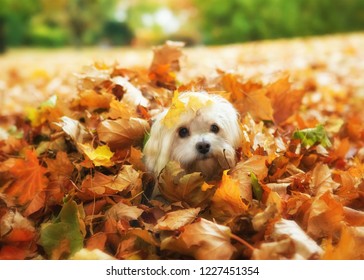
[39,199,84,259]
[158,161,215,207]
[161,218,236,260]
[149,41,184,89]
[106,202,143,221]
[293,124,331,148]
[78,143,114,167]
[253,219,322,259]
[4,149,48,205]
[56,116,92,144]
[155,208,200,231]
[267,76,305,124]
[307,191,344,239]
[97,118,150,150]
[211,171,248,220]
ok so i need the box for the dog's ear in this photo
[143,111,174,175]
[210,95,243,148]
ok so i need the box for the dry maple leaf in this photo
[221,73,273,121]
[108,99,137,120]
[158,161,215,207]
[161,218,236,260]
[106,202,144,222]
[0,209,35,242]
[310,163,340,196]
[79,89,113,109]
[44,151,74,205]
[253,219,322,260]
[97,118,149,150]
[229,155,269,202]
[322,224,364,260]
[4,149,48,205]
[267,75,305,124]
[56,116,92,144]
[149,41,185,89]
[80,166,140,198]
[78,143,114,167]
[306,191,344,239]
[211,171,248,220]
[154,208,200,231]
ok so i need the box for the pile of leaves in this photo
[0,39,364,260]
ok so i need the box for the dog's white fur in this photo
[143,91,242,181]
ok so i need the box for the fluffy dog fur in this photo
[143,91,242,181]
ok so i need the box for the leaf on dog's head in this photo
[162,91,214,128]
[158,161,215,207]
[161,218,236,260]
[162,91,186,128]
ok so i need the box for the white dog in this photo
[143,91,242,182]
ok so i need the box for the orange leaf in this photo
[211,171,248,219]
[0,210,35,242]
[5,150,48,205]
[267,76,304,124]
[307,191,344,239]
[79,89,112,109]
[149,41,184,89]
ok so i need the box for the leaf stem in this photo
[230,233,256,252]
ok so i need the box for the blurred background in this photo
[1,0,364,52]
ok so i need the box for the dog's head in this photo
[143,91,242,180]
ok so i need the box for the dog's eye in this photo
[210,124,220,134]
[178,127,190,138]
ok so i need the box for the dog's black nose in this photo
[196,141,211,154]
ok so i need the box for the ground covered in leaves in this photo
[1,33,364,260]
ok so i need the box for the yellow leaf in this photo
[162,91,213,128]
[78,143,114,167]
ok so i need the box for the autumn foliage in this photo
[1,38,364,260]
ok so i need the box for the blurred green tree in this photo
[194,0,364,44]
[0,0,41,52]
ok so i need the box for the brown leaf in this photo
[106,202,143,221]
[155,208,200,231]
[253,219,322,260]
[158,161,215,207]
[230,155,269,202]
[307,191,344,238]
[161,218,236,260]
[97,118,149,150]
[310,163,340,195]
